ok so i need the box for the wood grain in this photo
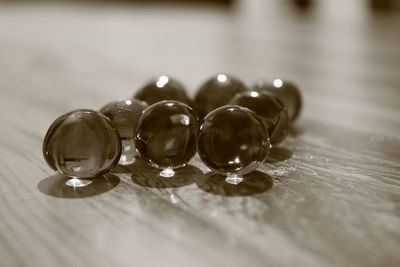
[0,1,399,267]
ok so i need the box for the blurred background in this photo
[0,0,399,132]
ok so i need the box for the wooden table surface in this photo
[0,1,399,267]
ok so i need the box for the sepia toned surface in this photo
[0,1,399,267]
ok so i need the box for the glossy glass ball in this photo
[43,109,121,179]
[133,75,192,107]
[100,99,148,165]
[254,79,302,122]
[229,90,290,144]
[194,74,247,119]
[135,100,198,177]
[197,105,271,184]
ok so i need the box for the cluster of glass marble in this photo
[43,74,302,186]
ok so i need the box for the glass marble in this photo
[100,99,148,165]
[133,75,192,107]
[194,74,248,119]
[43,109,121,186]
[197,105,271,185]
[254,79,302,122]
[229,90,290,144]
[135,100,198,177]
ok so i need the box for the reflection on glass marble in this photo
[43,109,121,185]
[135,101,198,177]
[194,74,248,119]
[197,105,270,185]
[133,75,192,107]
[254,79,302,122]
[100,99,148,165]
[229,90,290,144]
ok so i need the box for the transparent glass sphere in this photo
[135,100,199,177]
[100,99,148,165]
[254,79,302,122]
[133,75,192,107]
[194,74,247,119]
[229,90,290,144]
[43,109,121,183]
[197,105,271,185]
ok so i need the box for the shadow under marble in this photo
[37,174,120,198]
[196,171,273,197]
[265,146,293,163]
[111,160,139,174]
[131,159,202,188]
